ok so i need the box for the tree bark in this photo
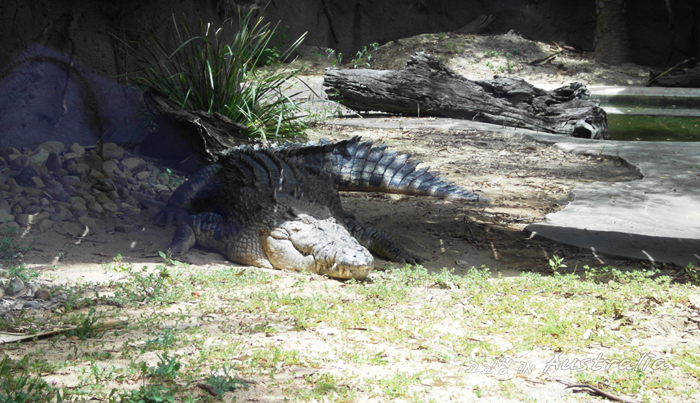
[594,0,630,65]
[323,52,608,139]
[143,89,251,163]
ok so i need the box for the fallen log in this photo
[647,66,700,87]
[324,52,608,139]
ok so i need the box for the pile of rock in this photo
[0,141,184,316]
[0,141,181,236]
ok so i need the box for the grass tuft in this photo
[127,8,308,141]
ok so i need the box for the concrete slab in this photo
[524,134,700,267]
[327,116,700,267]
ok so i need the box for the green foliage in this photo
[351,42,379,68]
[3,263,39,284]
[205,365,248,395]
[0,356,63,403]
[119,385,175,403]
[683,263,699,284]
[325,48,342,66]
[69,307,102,340]
[483,49,518,73]
[144,330,177,351]
[325,42,379,68]
[146,353,181,381]
[108,255,172,305]
[548,255,567,275]
[129,9,307,141]
[0,234,32,262]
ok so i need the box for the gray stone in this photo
[50,205,73,222]
[23,187,44,197]
[157,172,169,184]
[30,148,50,164]
[117,187,130,199]
[89,169,106,180]
[153,184,170,193]
[88,202,105,214]
[80,194,95,205]
[69,197,88,212]
[94,192,110,204]
[102,201,118,214]
[67,162,90,179]
[102,160,122,178]
[0,209,13,223]
[102,143,124,161]
[61,175,82,187]
[23,301,42,309]
[38,140,65,155]
[7,278,25,296]
[30,176,45,188]
[122,157,147,174]
[38,218,55,231]
[135,171,151,181]
[69,143,85,157]
[119,202,141,215]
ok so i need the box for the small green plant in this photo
[0,355,64,403]
[109,255,172,304]
[483,50,517,73]
[350,42,379,68]
[4,263,40,283]
[548,255,567,275]
[120,384,175,403]
[147,353,181,380]
[158,250,183,267]
[144,329,177,350]
[206,365,248,395]
[325,48,342,66]
[0,234,32,263]
[683,263,699,284]
[69,307,102,340]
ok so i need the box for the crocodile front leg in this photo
[157,164,223,227]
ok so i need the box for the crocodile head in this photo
[262,211,374,280]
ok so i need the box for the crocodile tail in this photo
[281,137,484,201]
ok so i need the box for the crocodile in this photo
[157,136,482,279]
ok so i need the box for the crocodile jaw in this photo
[263,214,374,280]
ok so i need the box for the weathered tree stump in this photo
[143,89,251,163]
[323,52,608,139]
